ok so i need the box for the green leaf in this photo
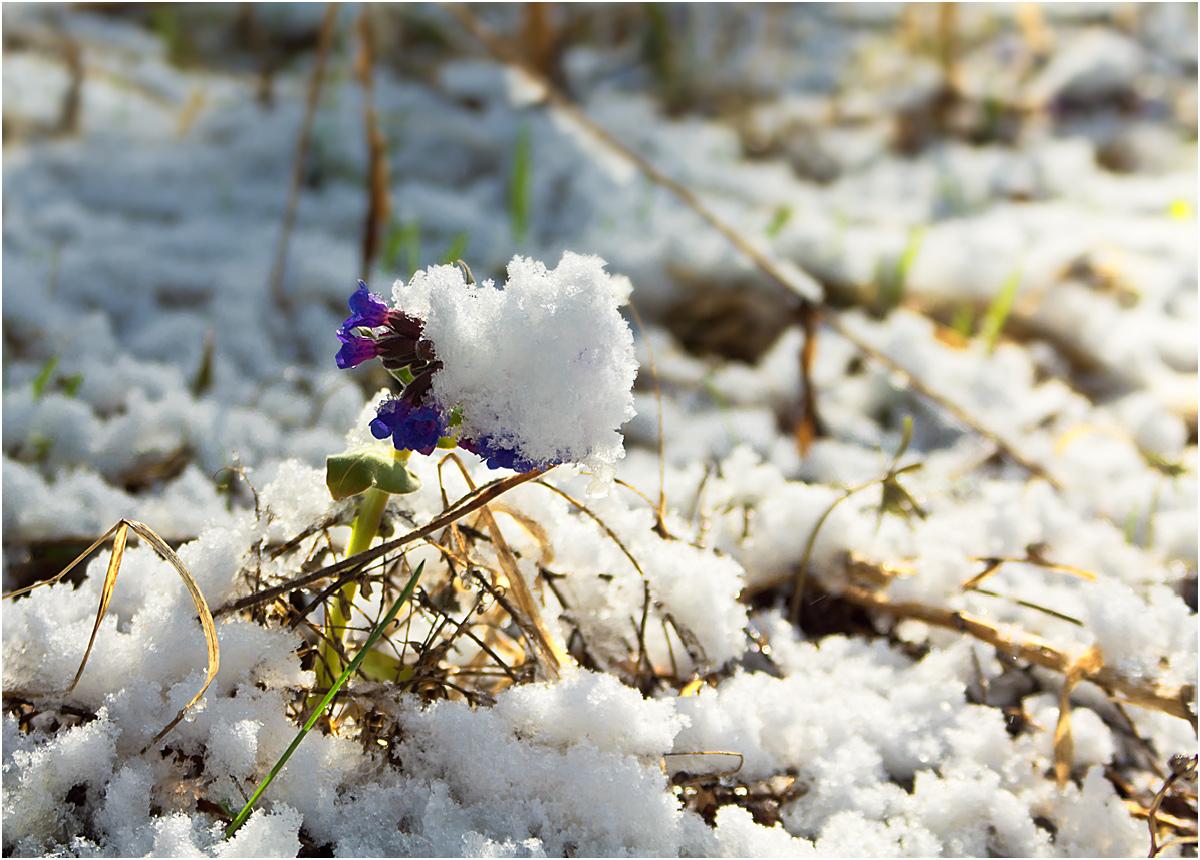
[326,449,421,501]
[61,373,84,397]
[358,648,416,683]
[191,331,215,396]
[440,232,468,266]
[874,226,924,316]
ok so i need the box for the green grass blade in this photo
[382,219,421,278]
[875,226,924,315]
[32,355,58,399]
[979,267,1022,354]
[765,205,793,238]
[510,123,531,245]
[440,232,468,266]
[225,561,424,838]
[950,303,974,339]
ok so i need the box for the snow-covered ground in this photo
[3,4,1196,857]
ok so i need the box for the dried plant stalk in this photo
[356,4,390,279]
[1053,644,1105,789]
[436,452,568,679]
[268,2,340,309]
[476,501,568,679]
[839,583,1195,728]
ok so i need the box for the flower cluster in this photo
[337,280,555,470]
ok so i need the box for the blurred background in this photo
[3,3,1196,544]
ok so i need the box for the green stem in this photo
[226,563,423,839]
[315,483,392,693]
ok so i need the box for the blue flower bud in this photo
[343,281,390,330]
[336,330,382,370]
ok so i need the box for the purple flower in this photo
[336,330,382,370]
[370,398,448,455]
[336,280,431,371]
[458,435,555,473]
[339,277,557,472]
[342,281,391,330]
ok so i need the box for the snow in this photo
[397,253,637,493]
[3,4,1195,858]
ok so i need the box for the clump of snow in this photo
[396,252,637,493]
[3,709,121,852]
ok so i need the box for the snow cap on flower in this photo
[393,252,638,494]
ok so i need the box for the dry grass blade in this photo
[69,522,129,693]
[963,551,1097,590]
[532,480,650,582]
[3,524,124,602]
[1054,644,1105,789]
[626,300,669,532]
[123,521,220,751]
[796,301,822,456]
[528,479,664,684]
[438,453,568,679]
[1148,754,1199,857]
[662,751,745,785]
[4,519,220,752]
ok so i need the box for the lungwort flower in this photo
[337,254,636,490]
[368,398,446,456]
[335,277,551,472]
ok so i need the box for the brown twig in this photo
[839,583,1196,727]
[1148,754,1198,857]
